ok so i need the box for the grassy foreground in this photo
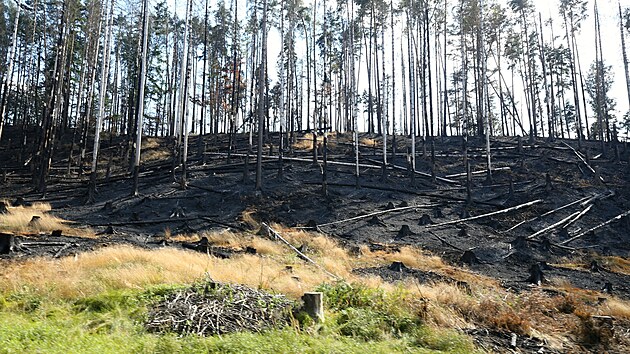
[1,207,630,352]
[0,261,473,354]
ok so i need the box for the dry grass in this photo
[291,133,338,151]
[0,202,88,235]
[359,137,379,147]
[2,220,630,350]
[596,256,630,276]
[139,137,171,163]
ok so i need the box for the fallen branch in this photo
[525,209,583,240]
[262,223,341,280]
[424,199,543,229]
[317,203,441,228]
[53,243,72,258]
[88,216,200,226]
[362,158,460,184]
[503,193,607,233]
[562,204,593,229]
[427,230,463,251]
[445,167,511,178]
[562,142,605,183]
[560,209,630,245]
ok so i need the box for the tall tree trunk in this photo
[88,0,115,202]
[620,2,630,112]
[132,0,150,196]
[0,0,22,140]
[256,0,268,190]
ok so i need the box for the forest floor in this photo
[1,129,630,353]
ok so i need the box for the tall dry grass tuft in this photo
[291,133,338,151]
[0,202,83,234]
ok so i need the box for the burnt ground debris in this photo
[1,130,630,351]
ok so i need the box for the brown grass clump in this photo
[359,137,379,147]
[0,202,83,235]
[597,256,630,276]
[599,298,630,319]
[292,133,338,151]
[139,137,171,163]
[241,209,261,230]
[475,298,532,335]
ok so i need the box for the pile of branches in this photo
[146,281,295,336]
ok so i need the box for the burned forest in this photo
[1,0,630,353]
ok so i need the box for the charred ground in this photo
[1,129,630,352]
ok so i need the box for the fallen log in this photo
[262,223,340,280]
[427,230,463,251]
[559,209,630,245]
[503,195,594,233]
[316,203,440,228]
[445,167,511,178]
[53,243,72,258]
[562,142,605,183]
[424,199,543,229]
[88,216,201,227]
[363,158,459,184]
[562,204,593,229]
[525,209,583,240]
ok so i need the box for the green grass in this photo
[0,282,476,354]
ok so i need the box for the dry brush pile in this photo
[145,280,296,336]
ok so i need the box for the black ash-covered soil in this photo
[1,131,630,301]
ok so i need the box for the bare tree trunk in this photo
[89,0,115,202]
[256,0,268,191]
[620,2,630,111]
[0,0,22,140]
[132,0,150,196]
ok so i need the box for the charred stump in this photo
[418,214,433,226]
[0,201,8,214]
[526,263,545,285]
[368,216,386,227]
[396,225,415,239]
[301,292,324,323]
[0,233,15,254]
[460,250,479,265]
[28,216,42,228]
[388,261,408,272]
[601,282,613,294]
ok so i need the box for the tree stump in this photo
[433,207,444,219]
[13,197,26,207]
[590,260,604,273]
[28,216,42,228]
[305,220,318,230]
[396,225,415,239]
[545,173,552,191]
[0,233,15,254]
[510,236,529,250]
[460,250,479,265]
[540,237,551,252]
[418,214,433,226]
[368,216,386,227]
[526,264,545,285]
[388,261,407,272]
[302,292,324,323]
[601,282,613,294]
[0,201,9,214]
